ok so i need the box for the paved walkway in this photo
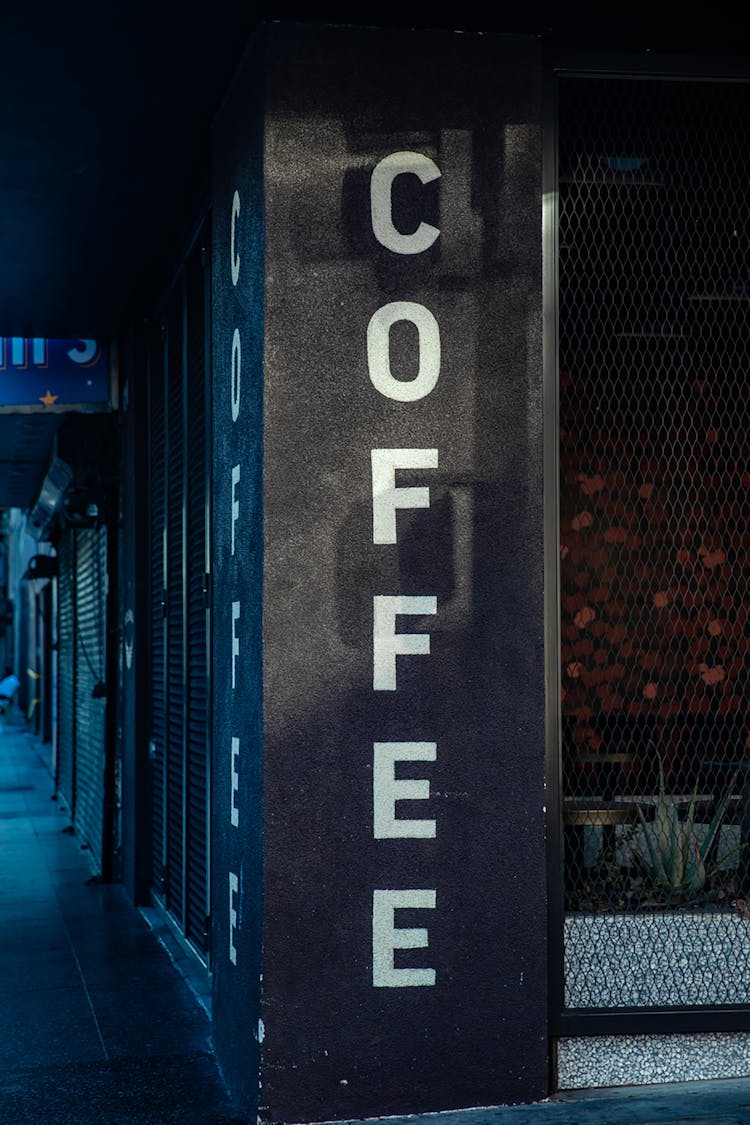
[0,723,247,1124]
[323,1074,750,1125]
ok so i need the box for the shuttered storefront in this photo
[149,328,168,898]
[148,227,211,957]
[56,532,76,811]
[165,296,186,927]
[73,528,108,869]
[56,526,110,873]
[184,244,210,953]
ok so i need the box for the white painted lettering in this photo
[231,329,241,422]
[370,151,441,255]
[367,301,440,402]
[231,737,240,828]
[231,465,240,555]
[372,889,436,987]
[232,601,240,688]
[371,448,438,544]
[231,190,241,286]
[373,742,436,838]
[373,595,436,690]
[229,872,239,965]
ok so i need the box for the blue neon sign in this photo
[0,338,110,409]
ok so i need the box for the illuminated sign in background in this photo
[0,338,110,409]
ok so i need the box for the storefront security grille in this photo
[165,294,186,927]
[559,75,750,1014]
[73,527,108,870]
[55,526,108,873]
[184,242,210,955]
[148,228,211,958]
[149,326,167,898]
[56,533,76,811]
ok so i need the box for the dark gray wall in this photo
[211,22,547,1123]
[258,24,547,1123]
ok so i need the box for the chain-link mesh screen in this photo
[559,76,750,1008]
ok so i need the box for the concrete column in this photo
[212,24,547,1123]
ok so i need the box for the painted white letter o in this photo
[231,329,241,422]
[367,302,440,402]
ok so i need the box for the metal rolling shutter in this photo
[147,226,211,956]
[165,293,186,924]
[56,531,76,812]
[149,331,168,896]
[73,527,107,870]
[185,240,210,953]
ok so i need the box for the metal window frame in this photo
[544,47,750,1042]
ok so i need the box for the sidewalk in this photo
[0,723,248,1124]
[320,1073,750,1125]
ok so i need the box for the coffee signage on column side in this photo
[369,151,443,988]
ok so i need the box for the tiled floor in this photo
[0,724,248,1124]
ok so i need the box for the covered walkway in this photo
[0,720,247,1124]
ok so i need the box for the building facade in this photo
[7,19,750,1123]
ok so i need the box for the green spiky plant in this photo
[636,760,741,904]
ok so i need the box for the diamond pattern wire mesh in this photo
[559,76,750,1008]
